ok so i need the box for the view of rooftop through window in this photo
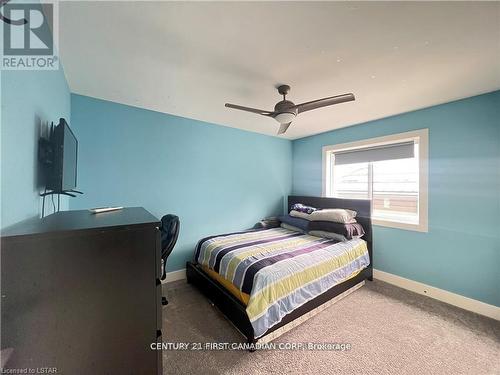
[332,146,419,224]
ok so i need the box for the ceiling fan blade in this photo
[225,103,273,116]
[294,93,355,114]
[277,122,291,135]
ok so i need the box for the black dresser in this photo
[1,207,162,374]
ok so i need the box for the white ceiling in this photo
[59,1,500,139]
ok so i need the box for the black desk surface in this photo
[1,207,160,238]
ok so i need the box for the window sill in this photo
[372,218,428,233]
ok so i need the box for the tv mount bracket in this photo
[40,190,84,198]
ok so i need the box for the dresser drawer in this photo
[156,329,163,375]
[156,280,163,330]
[155,229,162,279]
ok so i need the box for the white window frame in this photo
[322,129,428,232]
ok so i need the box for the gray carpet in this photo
[162,280,500,375]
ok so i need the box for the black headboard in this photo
[287,195,373,245]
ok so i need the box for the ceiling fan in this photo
[225,85,355,135]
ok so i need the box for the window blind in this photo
[334,141,414,165]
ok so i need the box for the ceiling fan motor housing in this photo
[274,100,297,123]
[274,100,296,113]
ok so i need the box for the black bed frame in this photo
[186,196,373,345]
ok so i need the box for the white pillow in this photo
[309,209,357,223]
[290,208,357,223]
[308,230,348,242]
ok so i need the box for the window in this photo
[323,129,428,232]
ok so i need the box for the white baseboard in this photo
[161,268,186,284]
[373,269,500,321]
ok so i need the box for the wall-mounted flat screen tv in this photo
[46,118,78,192]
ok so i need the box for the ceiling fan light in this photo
[274,112,296,124]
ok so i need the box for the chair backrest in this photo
[159,214,180,265]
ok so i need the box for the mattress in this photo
[194,227,370,338]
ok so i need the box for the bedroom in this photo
[0,1,499,374]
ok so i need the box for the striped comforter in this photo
[194,227,370,338]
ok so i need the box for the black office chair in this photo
[159,214,180,306]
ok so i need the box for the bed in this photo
[186,196,373,345]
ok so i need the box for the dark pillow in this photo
[309,221,365,240]
[290,203,318,214]
[278,215,310,232]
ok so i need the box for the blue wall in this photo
[292,91,500,306]
[69,94,292,271]
[0,68,70,228]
